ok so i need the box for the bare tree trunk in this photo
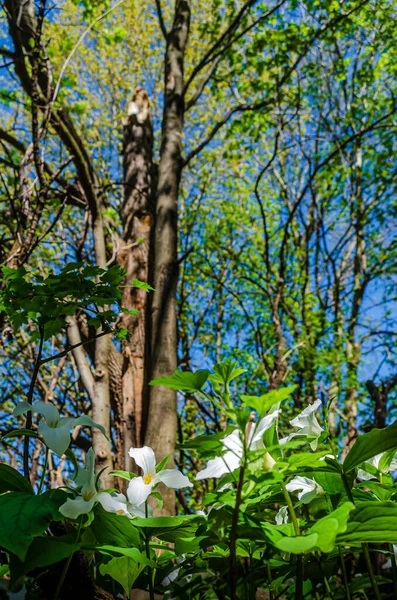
[144,0,191,515]
[119,87,156,472]
[343,144,366,456]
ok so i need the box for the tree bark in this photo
[144,0,191,515]
[119,87,156,472]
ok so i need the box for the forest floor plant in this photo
[2,266,397,598]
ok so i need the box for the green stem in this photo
[37,446,49,494]
[230,463,245,600]
[267,561,274,600]
[145,501,155,600]
[338,547,351,600]
[390,543,397,598]
[362,544,381,600]
[340,473,381,600]
[53,518,82,600]
[281,482,303,600]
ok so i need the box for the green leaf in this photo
[99,553,147,594]
[343,421,397,473]
[155,455,172,472]
[2,429,41,441]
[241,385,297,416]
[0,492,64,560]
[132,278,154,292]
[276,503,354,554]
[87,505,141,548]
[337,502,397,545]
[149,369,210,392]
[120,307,140,316]
[109,470,136,481]
[210,358,246,385]
[0,463,33,494]
[276,533,319,554]
[9,534,80,580]
[131,515,203,542]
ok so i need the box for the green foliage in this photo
[2,360,397,599]
[343,421,397,472]
[0,491,66,560]
[150,369,210,392]
[0,263,150,341]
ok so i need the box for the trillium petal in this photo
[156,469,193,489]
[275,505,289,525]
[195,451,241,480]
[74,415,109,440]
[290,400,323,438]
[96,492,131,517]
[13,401,33,417]
[128,446,156,476]
[286,476,322,504]
[127,476,153,506]
[38,420,71,455]
[222,431,243,457]
[285,475,315,493]
[128,502,148,518]
[32,401,60,425]
[251,410,281,445]
[59,496,96,519]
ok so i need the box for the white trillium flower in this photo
[280,400,323,450]
[286,476,324,504]
[13,400,107,456]
[59,448,146,519]
[195,411,280,481]
[357,452,397,481]
[127,446,193,506]
[275,505,289,525]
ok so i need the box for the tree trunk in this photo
[119,87,156,472]
[144,0,191,515]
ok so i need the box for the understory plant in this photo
[2,267,397,599]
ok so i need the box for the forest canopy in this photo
[1,0,397,598]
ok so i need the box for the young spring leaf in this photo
[343,421,397,473]
[149,369,210,392]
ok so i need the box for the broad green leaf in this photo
[131,515,203,542]
[276,503,354,554]
[276,533,319,553]
[10,534,80,580]
[241,385,297,416]
[149,369,210,392]
[99,554,147,594]
[87,505,141,548]
[0,463,33,494]
[309,502,354,552]
[0,492,64,560]
[337,502,397,545]
[343,421,397,472]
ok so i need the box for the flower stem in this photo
[362,544,381,600]
[340,473,381,600]
[24,326,44,481]
[145,501,155,600]
[230,463,245,600]
[37,446,49,495]
[53,518,82,600]
[281,482,303,600]
[390,543,397,598]
[338,547,351,600]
